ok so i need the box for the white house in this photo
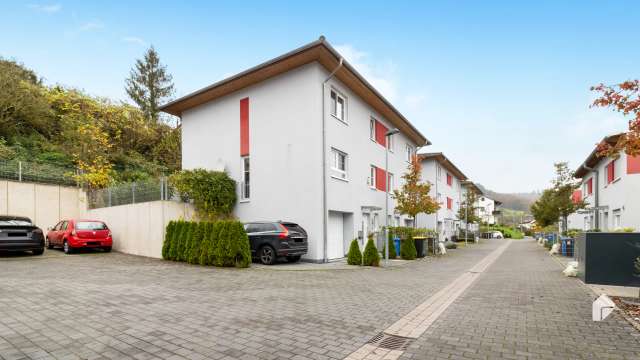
[568,133,640,231]
[477,195,500,225]
[160,37,430,262]
[415,153,469,241]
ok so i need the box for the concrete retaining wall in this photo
[0,180,86,229]
[86,201,196,258]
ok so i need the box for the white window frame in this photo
[331,148,348,181]
[369,166,376,189]
[240,156,250,201]
[405,144,413,162]
[330,89,347,123]
[370,118,376,141]
[388,172,394,192]
[387,131,394,152]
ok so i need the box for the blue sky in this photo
[2,1,639,192]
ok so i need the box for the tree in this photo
[591,80,640,157]
[346,239,362,265]
[125,46,174,123]
[393,155,440,226]
[457,188,481,225]
[530,162,585,232]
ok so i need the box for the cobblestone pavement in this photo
[2,238,639,360]
[0,241,501,360]
[401,239,640,360]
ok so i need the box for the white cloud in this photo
[334,44,398,102]
[28,3,61,13]
[404,93,426,111]
[122,36,146,46]
[79,21,104,31]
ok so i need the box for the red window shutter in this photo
[446,173,452,186]
[375,167,386,191]
[375,120,387,147]
[607,161,615,183]
[628,155,640,174]
[587,178,593,195]
[447,197,453,210]
[240,98,249,156]
[572,190,582,204]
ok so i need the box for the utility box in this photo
[575,232,640,286]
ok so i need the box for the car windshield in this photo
[0,218,32,226]
[76,221,107,230]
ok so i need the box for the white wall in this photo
[0,180,86,229]
[415,159,464,240]
[86,201,195,258]
[569,152,640,231]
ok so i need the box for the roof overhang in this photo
[418,152,468,180]
[160,37,429,146]
[461,180,482,195]
[574,133,623,178]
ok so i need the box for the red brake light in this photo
[278,224,289,239]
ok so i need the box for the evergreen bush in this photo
[346,239,362,265]
[187,222,206,264]
[200,221,222,266]
[400,239,417,260]
[362,238,380,266]
[168,220,184,260]
[162,221,176,259]
[384,231,397,259]
[213,220,251,268]
[177,222,194,262]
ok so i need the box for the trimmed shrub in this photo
[169,169,237,220]
[400,239,417,260]
[187,222,206,264]
[385,231,397,259]
[347,239,362,265]
[177,222,194,262]
[362,238,380,267]
[213,220,251,268]
[200,221,222,266]
[168,221,184,260]
[162,221,176,259]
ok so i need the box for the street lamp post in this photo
[385,128,400,266]
[465,199,468,246]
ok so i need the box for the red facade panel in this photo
[572,190,582,204]
[607,160,615,184]
[447,197,453,210]
[240,97,249,156]
[375,167,387,191]
[587,178,593,195]
[628,155,640,174]
[446,173,453,186]
[375,120,388,147]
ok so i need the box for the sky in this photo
[1,1,639,193]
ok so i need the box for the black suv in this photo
[244,221,308,265]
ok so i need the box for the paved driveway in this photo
[1,240,639,360]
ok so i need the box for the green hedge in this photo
[400,239,417,260]
[162,219,251,268]
[347,239,362,265]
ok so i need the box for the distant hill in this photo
[476,184,540,214]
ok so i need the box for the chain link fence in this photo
[87,177,181,209]
[0,160,78,186]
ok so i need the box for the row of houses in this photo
[568,133,640,231]
[160,37,500,262]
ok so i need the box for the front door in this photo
[328,212,344,259]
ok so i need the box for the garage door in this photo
[328,211,344,260]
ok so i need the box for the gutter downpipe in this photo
[582,164,599,230]
[321,57,343,263]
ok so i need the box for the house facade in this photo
[568,134,640,231]
[477,195,500,225]
[160,37,429,262]
[415,153,468,241]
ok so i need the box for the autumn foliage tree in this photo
[591,80,640,157]
[457,188,481,225]
[393,155,440,226]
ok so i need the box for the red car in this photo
[46,219,112,254]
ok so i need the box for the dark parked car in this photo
[244,221,307,265]
[0,215,45,255]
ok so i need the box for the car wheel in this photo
[46,238,54,249]
[63,240,73,254]
[259,245,276,265]
[103,247,112,253]
[32,248,44,256]
[286,255,301,263]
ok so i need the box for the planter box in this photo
[575,232,640,286]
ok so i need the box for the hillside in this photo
[476,184,540,213]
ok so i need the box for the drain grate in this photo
[366,332,414,351]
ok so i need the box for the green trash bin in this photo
[413,236,427,258]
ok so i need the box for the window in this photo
[370,119,375,140]
[369,166,376,188]
[388,173,394,191]
[613,209,622,229]
[330,90,346,121]
[607,160,616,184]
[331,148,348,179]
[446,173,453,186]
[387,131,394,151]
[241,156,250,200]
[406,144,414,162]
